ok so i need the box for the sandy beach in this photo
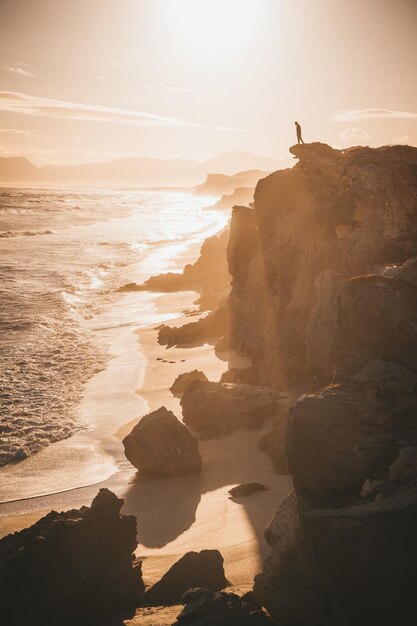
[0,218,293,595]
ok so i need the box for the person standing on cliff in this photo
[295,121,305,145]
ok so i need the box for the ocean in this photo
[0,187,226,472]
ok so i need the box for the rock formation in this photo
[246,145,417,625]
[172,588,275,625]
[120,230,230,310]
[158,305,229,348]
[142,550,228,606]
[180,380,278,437]
[123,407,202,476]
[0,489,143,626]
[227,143,417,389]
[170,370,209,396]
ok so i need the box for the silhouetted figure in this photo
[295,121,305,145]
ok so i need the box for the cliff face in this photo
[231,143,417,625]
[227,143,417,388]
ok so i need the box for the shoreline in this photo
[0,217,293,589]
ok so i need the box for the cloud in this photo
[0,128,39,136]
[0,90,244,132]
[392,135,410,145]
[334,108,417,122]
[338,127,371,144]
[3,63,35,79]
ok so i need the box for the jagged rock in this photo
[0,489,143,626]
[142,550,228,606]
[158,306,229,348]
[351,359,417,392]
[123,407,201,476]
[228,482,266,497]
[227,144,417,389]
[257,412,289,474]
[286,383,417,507]
[181,381,278,436]
[170,370,209,396]
[332,273,417,377]
[389,446,417,483]
[173,588,275,625]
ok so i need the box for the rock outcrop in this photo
[120,230,230,310]
[245,144,417,625]
[180,381,278,436]
[123,407,202,476]
[173,588,275,625]
[158,305,229,348]
[227,143,417,389]
[170,370,209,396]
[143,550,228,606]
[0,489,143,626]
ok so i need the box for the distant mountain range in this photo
[0,151,292,187]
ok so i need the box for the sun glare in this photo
[165,0,259,49]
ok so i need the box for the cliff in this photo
[227,143,417,389]
[225,143,417,624]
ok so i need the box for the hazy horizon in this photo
[1,0,416,166]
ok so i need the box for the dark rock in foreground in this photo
[228,482,267,498]
[181,381,278,437]
[0,489,143,626]
[143,550,228,606]
[170,370,209,396]
[123,407,202,476]
[172,588,275,625]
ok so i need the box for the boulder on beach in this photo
[181,381,278,437]
[0,489,143,626]
[170,370,209,396]
[142,550,228,606]
[172,587,275,625]
[123,407,202,476]
[228,482,266,498]
[286,383,417,507]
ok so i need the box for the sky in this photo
[0,0,416,165]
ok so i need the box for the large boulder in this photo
[286,383,417,507]
[351,359,417,392]
[255,484,417,626]
[332,272,417,378]
[142,550,228,606]
[180,381,278,436]
[0,489,143,626]
[170,370,208,396]
[123,407,202,476]
[173,588,275,625]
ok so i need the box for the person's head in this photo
[294,121,298,126]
